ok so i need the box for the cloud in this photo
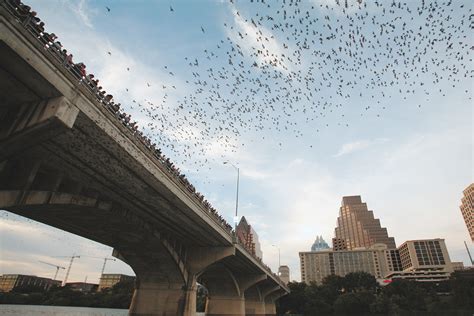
[69,0,96,28]
[227,9,290,73]
[334,138,389,157]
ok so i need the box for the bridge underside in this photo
[0,6,288,316]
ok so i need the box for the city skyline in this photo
[0,0,472,285]
[334,195,396,250]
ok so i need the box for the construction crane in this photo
[82,256,116,281]
[38,260,65,281]
[54,254,81,286]
[99,257,116,279]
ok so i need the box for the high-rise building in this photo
[398,239,452,271]
[236,216,263,259]
[278,265,290,284]
[386,239,454,282]
[334,196,396,250]
[299,243,401,285]
[459,183,474,242]
[311,235,330,251]
[451,262,465,271]
[332,237,347,251]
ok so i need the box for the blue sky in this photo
[0,0,472,283]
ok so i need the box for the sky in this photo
[0,0,473,284]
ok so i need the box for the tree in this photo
[343,272,377,293]
[379,279,428,312]
[304,282,333,315]
[333,291,374,315]
[322,274,345,291]
[277,281,307,314]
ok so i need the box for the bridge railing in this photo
[1,0,287,289]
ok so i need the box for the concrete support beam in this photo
[0,96,78,160]
[237,274,267,293]
[187,246,235,275]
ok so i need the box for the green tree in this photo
[304,283,333,315]
[277,281,307,314]
[379,279,429,312]
[333,291,375,315]
[343,271,377,293]
[450,273,474,310]
[322,274,345,291]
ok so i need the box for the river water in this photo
[0,305,128,316]
[0,305,207,316]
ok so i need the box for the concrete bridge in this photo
[0,3,289,316]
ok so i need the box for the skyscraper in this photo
[334,196,396,250]
[236,216,263,259]
[311,235,330,251]
[459,183,474,242]
[278,265,290,284]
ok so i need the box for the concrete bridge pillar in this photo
[260,286,281,316]
[128,276,189,316]
[200,266,268,316]
[113,248,189,316]
[200,265,244,316]
[265,288,287,316]
[244,283,266,316]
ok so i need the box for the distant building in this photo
[332,237,347,251]
[334,196,396,250]
[460,183,474,241]
[451,261,465,271]
[387,239,454,282]
[236,216,262,259]
[278,265,290,284]
[66,282,98,292]
[300,244,401,285]
[98,274,135,291]
[311,236,330,251]
[0,274,60,292]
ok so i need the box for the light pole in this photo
[223,161,239,233]
[272,244,280,272]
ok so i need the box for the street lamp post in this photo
[272,244,281,273]
[223,162,239,233]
